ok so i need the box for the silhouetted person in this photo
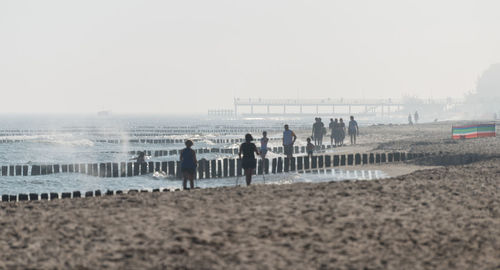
[348,116,359,145]
[283,124,297,158]
[339,118,346,146]
[333,118,340,147]
[408,113,413,125]
[260,131,269,159]
[239,133,259,186]
[131,151,146,164]
[414,111,419,124]
[312,117,324,146]
[329,118,335,146]
[180,140,197,189]
[306,137,314,158]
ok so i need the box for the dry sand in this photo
[1,121,500,269]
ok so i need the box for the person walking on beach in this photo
[306,137,315,158]
[329,118,335,146]
[239,134,260,186]
[333,118,340,147]
[180,140,197,189]
[339,118,346,146]
[414,111,419,124]
[348,116,359,145]
[312,118,324,146]
[408,113,413,125]
[283,124,297,159]
[260,131,269,159]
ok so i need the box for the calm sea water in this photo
[0,114,387,195]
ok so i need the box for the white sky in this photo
[1,0,499,113]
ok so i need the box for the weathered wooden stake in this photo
[272,158,277,173]
[297,156,303,171]
[211,160,217,178]
[362,154,368,164]
[229,159,235,177]
[217,160,222,178]
[113,163,119,177]
[168,161,175,176]
[99,163,106,177]
[148,161,154,173]
[223,159,228,177]
[318,155,324,168]
[284,158,289,172]
[311,156,317,169]
[325,155,331,167]
[277,157,283,173]
[120,162,126,177]
[290,157,296,171]
[93,164,98,177]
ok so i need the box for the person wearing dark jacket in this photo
[180,140,197,189]
[239,133,260,186]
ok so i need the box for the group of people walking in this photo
[177,117,358,188]
[408,111,419,125]
[312,116,359,147]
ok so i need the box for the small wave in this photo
[152,171,168,178]
[43,139,95,147]
[0,134,95,147]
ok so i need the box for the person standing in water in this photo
[239,134,260,186]
[283,124,297,159]
[306,137,315,158]
[131,151,146,164]
[348,116,359,145]
[180,140,197,189]
[339,118,346,146]
[260,131,269,159]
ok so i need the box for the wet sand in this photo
[1,121,500,269]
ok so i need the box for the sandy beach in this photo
[1,121,500,269]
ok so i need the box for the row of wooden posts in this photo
[138,144,330,157]
[0,137,284,145]
[1,151,429,202]
[0,127,291,137]
[1,188,175,202]
[0,145,345,176]
[0,151,428,179]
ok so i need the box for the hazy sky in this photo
[1,0,499,113]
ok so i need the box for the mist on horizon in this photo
[1,0,499,114]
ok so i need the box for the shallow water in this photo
[0,169,387,195]
[0,114,386,195]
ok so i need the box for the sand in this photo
[1,121,500,269]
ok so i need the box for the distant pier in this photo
[231,97,462,117]
[233,98,404,117]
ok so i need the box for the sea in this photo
[0,114,388,196]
